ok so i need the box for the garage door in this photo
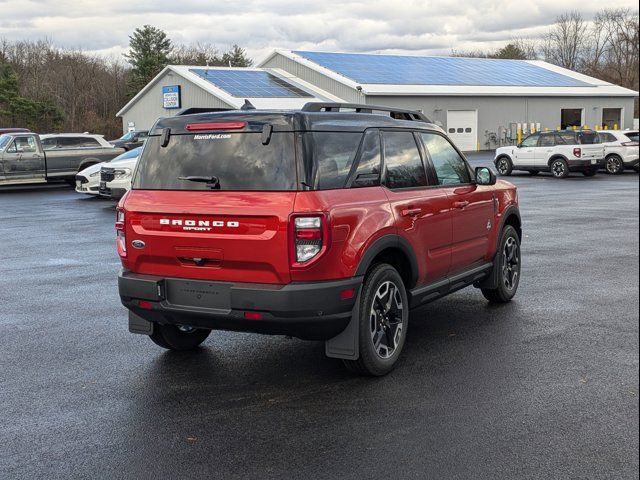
[446,110,478,152]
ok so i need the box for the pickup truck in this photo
[0,132,124,186]
[495,130,605,178]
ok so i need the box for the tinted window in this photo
[421,133,470,185]
[134,133,296,191]
[136,131,149,139]
[383,131,427,189]
[600,132,617,142]
[520,133,540,147]
[554,134,567,145]
[577,131,600,144]
[538,134,555,147]
[352,130,381,188]
[308,132,362,190]
[625,132,639,142]
[558,132,576,144]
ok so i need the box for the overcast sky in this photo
[0,0,638,63]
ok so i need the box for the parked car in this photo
[0,128,31,135]
[116,103,522,376]
[110,130,148,151]
[596,130,639,174]
[98,147,142,199]
[0,132,124,187]
[494,130,605,178]
[75,147,142,196]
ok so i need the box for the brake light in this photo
[185,122,246,131]
[289,214,329,267]
[621,141,639,147]
[115,208,126,257]
[573,148,582,158]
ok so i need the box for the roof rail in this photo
[301,102,431,123]
[176,107,234,116]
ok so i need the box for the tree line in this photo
[0,26,252,138]
[0,10,637,138]
[453,8,639,114]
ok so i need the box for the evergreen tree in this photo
[490,43,529,60]
[221,45,253,67]
[124,25,172,96]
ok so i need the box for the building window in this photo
[561,109,583,129]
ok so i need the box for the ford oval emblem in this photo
[131,240,146,249]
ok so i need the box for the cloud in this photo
[0,0,637,62]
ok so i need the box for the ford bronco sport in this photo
[116,103,522,376]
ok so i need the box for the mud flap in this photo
[129,311,154,335]
[325,292,360,360]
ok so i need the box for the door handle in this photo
[453,201,469,209]
[401,207,422,217]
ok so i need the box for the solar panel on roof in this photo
[293,51,593,88]
[189,69,313,98]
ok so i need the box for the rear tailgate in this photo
[123,190,296,284]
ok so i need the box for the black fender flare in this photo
[477,205,521,289]
[354,234,419,287]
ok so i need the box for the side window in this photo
[79,138,101,147]
[625,132,639,143]
[558,132,576,145]
[520,133,540,147]
[137,131,148,139]
[554,134,567,145]
[41,138,57,150]
[538,134,556,147]
[421,133,471,186]
[382,131,427,189]
[310,132,362,190]
[6,140,17,153]
[58,137,81,148]
[351,130,381,188]
[11,136,37,153]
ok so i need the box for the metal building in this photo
[116,65,342,133]
[118,51,638,151]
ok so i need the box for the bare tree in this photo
[542,11,587,70]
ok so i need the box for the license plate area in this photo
[165,279,231,310]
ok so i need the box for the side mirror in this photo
[475,166,497,186]
[516,143,522,148]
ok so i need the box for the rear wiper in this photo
[178,175,221,189]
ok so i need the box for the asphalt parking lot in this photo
[1,152,638,480]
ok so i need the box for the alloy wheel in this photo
[502,236,520,290]
[370,281,404,359]
[606,157,623,174]
[551,161,566,177]
[498,159,510,174]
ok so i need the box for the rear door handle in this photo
[401,207,422,217]
[453,201,469,209]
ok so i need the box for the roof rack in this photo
[176,107,234,116]
[301,102,431,123]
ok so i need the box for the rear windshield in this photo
[133,133,296,191]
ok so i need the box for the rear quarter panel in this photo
[292,187,395,282]
[487,180,519,260]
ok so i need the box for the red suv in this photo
[116,103,521,376]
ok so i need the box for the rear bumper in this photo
[118,271,362,340]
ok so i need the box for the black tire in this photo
[582,168,598,177]
[496,156,513,176]
[343,263,409,376]
[605,155,624,175]
[481,225,521,303]
[527,170,540,176]
[550,159,569,178]
[149,323,211,351]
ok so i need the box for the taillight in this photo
[290,214,329,267]
[185,122,246,131]
[621,141,639,147]
[573,148,582,158]
[116,208,126,257]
